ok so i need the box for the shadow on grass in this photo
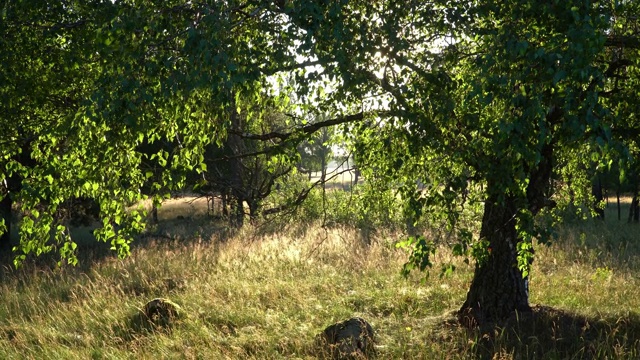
[0,212,235,273]
[439,305,640,359]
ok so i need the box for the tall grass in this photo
[0,200,639,359]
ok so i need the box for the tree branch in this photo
[261,59,326,76]
[605,35,640,49]
[262,166,356,215]
[230,112,366,141]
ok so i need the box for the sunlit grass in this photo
[0,200,639,359]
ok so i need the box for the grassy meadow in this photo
[0,197,639,359]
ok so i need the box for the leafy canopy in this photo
[1,0,639,269]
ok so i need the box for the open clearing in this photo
[0,199,639,359]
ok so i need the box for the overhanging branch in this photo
[230,112,367,141]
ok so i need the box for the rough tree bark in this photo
[459,144,553,328]
[458,191,531,328]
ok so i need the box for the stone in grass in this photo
[143,298,181,327]
[317,317,376,359]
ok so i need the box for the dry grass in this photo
[0,198,639,359]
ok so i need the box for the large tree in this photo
[2,0,640,328]
[347,0,640,326]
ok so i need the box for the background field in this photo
[0,197,639,359]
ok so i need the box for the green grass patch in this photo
[0,213,639,359]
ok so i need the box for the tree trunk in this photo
[629,194,639,223]
[0,193,11,251]
[353,167,360,187]
[228,95,245,228]
[320,148,327,185]
[248,200,259,223]
[459,144,552,328]
[151,202,158,224]
[231,196,244,228]
[458,192,531,328]
[222,191,229,218]
[592,175,604,220]
[617,187,621,221]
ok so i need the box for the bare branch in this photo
[230,112,366,141]
[262,166,356,215]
